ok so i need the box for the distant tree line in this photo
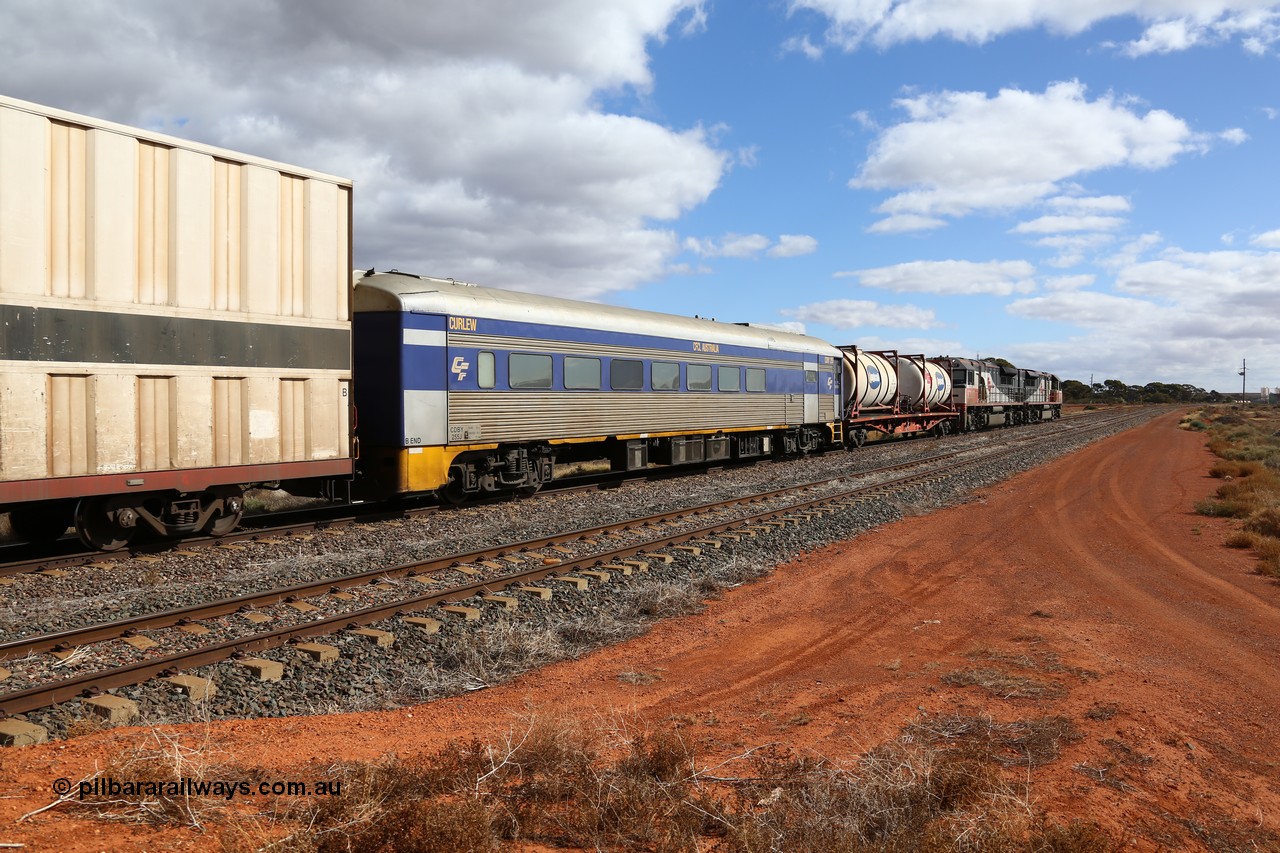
[1060,378,1220,404]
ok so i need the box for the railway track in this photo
[0,451,783,579]
[0,407,1107,579]
[0,408,1150,727]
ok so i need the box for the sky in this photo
[0,1,1277,393]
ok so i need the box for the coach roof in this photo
[353,270,839,357]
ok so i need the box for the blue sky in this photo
[1,1,1277,392]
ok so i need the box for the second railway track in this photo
[0,407,1158,738]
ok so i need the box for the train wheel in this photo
[73,497,137,551]
[8,501,74,544]
[440,467,470,505]
[203,487,244,537]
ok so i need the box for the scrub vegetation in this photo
[76,716,1114,852]
[1188,405,1280,578]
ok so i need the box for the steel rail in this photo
[0,409,1146,663]
[0,409,1152,718]
[0,408,1115,577]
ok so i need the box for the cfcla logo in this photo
[451,356,470,381]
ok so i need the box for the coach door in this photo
[803,362,819,422]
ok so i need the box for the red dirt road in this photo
[2,410,1279,850]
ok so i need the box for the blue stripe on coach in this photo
[452,317,816,363]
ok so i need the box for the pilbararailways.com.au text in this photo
[55,776,342,801]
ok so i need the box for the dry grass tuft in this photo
[72,728,244,828]
[907,713,1082,768]
[1193,406,1280,577]
[941,668,1064,700]
[617,670,662,685]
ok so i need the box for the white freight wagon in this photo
[0,94,353,549]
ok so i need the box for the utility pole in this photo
[1238,359,1247,402]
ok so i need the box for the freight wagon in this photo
[0,95,354,549]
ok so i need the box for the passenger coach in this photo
[352,271,843,501]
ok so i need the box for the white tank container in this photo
[895,357,952,408]
[841,350,897,408]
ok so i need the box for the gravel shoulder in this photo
[5,410,1276,850]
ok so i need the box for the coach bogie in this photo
[442,445,554,501]
[777,426,824,456]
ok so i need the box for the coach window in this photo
[746,367,766,392]
[805,369,818,383]
[687,363,712,391]
[478,351,495,389]
[509,353,552,389]
[652,361,680,390]
[564,356,601,390]
[718,366,741,392]
[610,358,644,390]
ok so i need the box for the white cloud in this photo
[1004,244,1280,388]
[1251,229,1280,247]
[782,299,942,329]
[1012,215,1128,234]
[790,1,1280,55]
[769,320,810,334]
[0,0,723,299]
[851,335,971,356]
[1046,195,1132,213]
[1045,274,1096,291]
[768,234,820,257]
[836,259,1037,295]
[1008,290,1156,326]
[1114,248,1280,304]
[867,214,948,233]
[684,233,772,258]
[684,233,818,258]
[1126,8,1280,55]
[1220,127,1249,144]
[856,81,1203,232]
[1102,232,1164,268]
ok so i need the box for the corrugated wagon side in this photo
[0,95,353,548]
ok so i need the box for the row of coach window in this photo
[475,351,769,392]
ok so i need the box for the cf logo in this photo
[451,356,470,381]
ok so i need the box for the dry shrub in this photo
[941,668,1064,700]
[624,581,704,620]
[721,736,1112,853]
[1194,497,1249,518]
[907,713,1082,768]
[73,729,243,828]
[1253,537,1280,578]
[722,742,996,852]
[82,715,1115,852]
[312,797,495,853]
[1224,531,1259,549]
[1243,506,1280,539]
[1085,704,1119,722]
